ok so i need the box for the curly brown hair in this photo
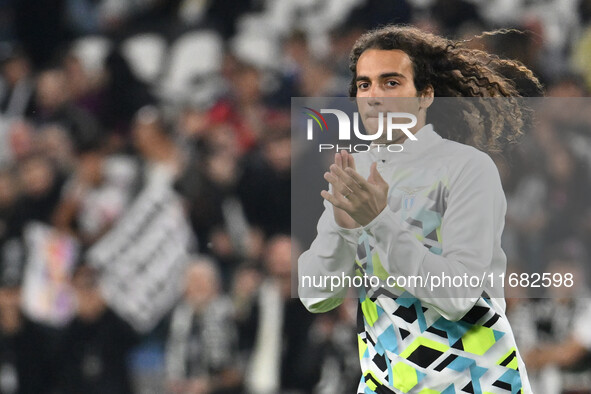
[349,25,544,152]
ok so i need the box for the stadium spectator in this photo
[209,58,265,154]
[13,154,65,235]
[6,119,36,165]
[165,256,242,394]
[131,105,185,185]
[53,145,135,247]
[0,170,19,244]
[33,68,103,154]
[246,235,322,393]
[61,51,107,121]
[310,298,360,394]
[238,126,291,239]
[519,244,591,394]
[0,46,35,118]
[57,263,139,394]
[0,281,54,394]
[38,123,76,173]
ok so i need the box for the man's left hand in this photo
[321,151,389,226]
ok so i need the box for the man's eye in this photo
[386,80,399,87]
[358,82,369,90]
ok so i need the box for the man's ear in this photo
[419,85,434,111]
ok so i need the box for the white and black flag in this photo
[87,182,194,333]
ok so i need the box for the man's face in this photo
[355,49,426,143]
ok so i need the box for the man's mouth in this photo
[364,112,381,119]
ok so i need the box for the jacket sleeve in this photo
[298,199,362,313]
[363,151,506,321]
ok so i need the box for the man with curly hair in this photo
[299,25,542,393]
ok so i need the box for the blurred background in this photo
[0,0,589,393]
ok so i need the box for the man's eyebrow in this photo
[355,72,407,82]
[379,72,407,79]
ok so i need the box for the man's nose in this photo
[367,95,383,107]
[367,85,383,105]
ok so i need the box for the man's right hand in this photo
[323,151,360,229]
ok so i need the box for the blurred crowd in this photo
[0,0,589,393]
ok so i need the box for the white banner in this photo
[87,183,193,333]
[21,223,78,327]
